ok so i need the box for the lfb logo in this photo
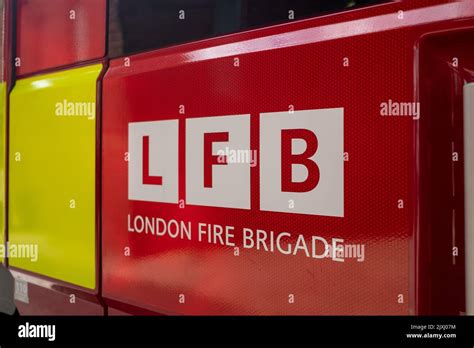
[128,108,344,217]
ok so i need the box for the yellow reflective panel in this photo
[0,82,5,264]
[9,64,101,289]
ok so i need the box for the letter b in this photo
[260,109,344,217]
[281,128,320,192]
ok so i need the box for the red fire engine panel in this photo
[16,0,106,76]
[101,1,474,314]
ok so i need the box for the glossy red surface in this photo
[106,299,162,316]
[16,0,106,76]
[417,28,474,315]
[11,270,104,315]
[102,0,474,314]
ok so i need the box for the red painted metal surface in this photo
[16,0,106,77]
[101,0,474,315]
[11,270,104,315]
[108,307,131,316]
[106,299,162,316]
[417,28,474,315]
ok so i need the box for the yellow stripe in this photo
[0,82,5,264]
[9,64,101,289]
